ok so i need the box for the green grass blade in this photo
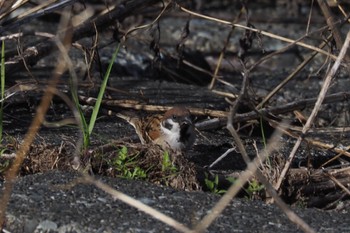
[69,76,90,147]
[88,42,121,135]
[260,116,270,166]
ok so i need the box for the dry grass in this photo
[90,141,200,191]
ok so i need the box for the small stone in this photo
[35,220,57,232]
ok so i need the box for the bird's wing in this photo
[142,115,162,143]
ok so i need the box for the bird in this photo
[116,107,196,152]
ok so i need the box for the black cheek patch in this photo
[163,121,173,130]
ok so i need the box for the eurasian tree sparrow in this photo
[116,107,196,152]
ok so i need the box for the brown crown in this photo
[163,107,191,120]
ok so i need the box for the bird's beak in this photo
[181,117,192,128]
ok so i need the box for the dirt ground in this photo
[1,0,350,232]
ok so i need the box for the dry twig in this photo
[275,31,350,191]
[178,4,338,60]
[0,10,73,227]
[83,175,192,233]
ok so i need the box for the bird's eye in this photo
[172,115,177,120]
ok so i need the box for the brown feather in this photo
[142,115,162,142]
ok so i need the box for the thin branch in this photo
[194,91,350,130]
[4,0,161,73]
[317,0,344,52]
[192,123,317,233]
[256,35,331,109]
[83,175,192,233]
[208,6,244,89]
[275,31,350,191]
[178,4,338,60]
[0,10,73,227]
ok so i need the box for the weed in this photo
[161,151,177,173]
[207,176,265,199]
[87,43,121,138]
[260,116,271,167]
[244,179,265,200]
[70,42,121,148]
[70,79,89,147]
[204,173,226,194]
[227,176,265,199]
[111,146,147,179]
[105,146,188,187]
[226,176,238,185]
[159,151,179,186]
[295,198,308,209]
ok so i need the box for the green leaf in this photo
[88,43,121,135]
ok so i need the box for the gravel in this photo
[2,170,349,233]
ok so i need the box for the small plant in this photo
[226,176,238,185]
[260,116,271,167]
[70,42,121,148]
[87,43,121,142]
[295,198,308,209]
[244,179,265,200]
[159,151,179,186]
[161,151,177,173]
[226,176,264,200]
[111,146,147,179]
[204,173,226,194]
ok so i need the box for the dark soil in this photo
[3,170,350,233]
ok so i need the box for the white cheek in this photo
[160,119,182,149]
[162,120,180,137]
